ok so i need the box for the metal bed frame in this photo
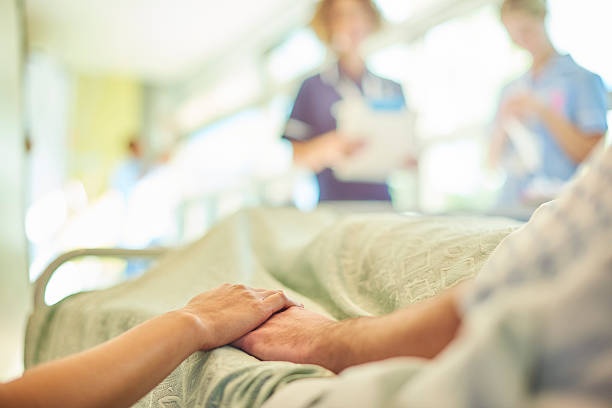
[33,247,171,309]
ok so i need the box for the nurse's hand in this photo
[181,284,301,350]
[500,92,545,120]
[293,131,364,172]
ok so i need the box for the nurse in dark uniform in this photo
[283,0,406,201]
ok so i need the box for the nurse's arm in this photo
[291,131,362,172]
[537,105,604,163]
[488,124,508,169]
[0,284,297,408]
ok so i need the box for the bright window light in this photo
[25,181,89,246]
[548,0,612,88]
[174,107,293,199]
[266,29,326,83]
[368,44,413,84]
[44,259,125,306]
[419,139,493,213]
[367,5,531,213]
[175,64,262,131]
[374,0,416,23]
[404,5,528,137]
[25,189,68,244]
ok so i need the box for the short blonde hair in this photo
[500,0,548,19]
[310,0,383,44]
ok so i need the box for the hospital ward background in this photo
[1,0,611,403]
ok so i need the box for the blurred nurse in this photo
[283,0,406,201]
[489,0,608,205]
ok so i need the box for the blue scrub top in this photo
[498,55,608,199]
[283,63,406,201]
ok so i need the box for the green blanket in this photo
[25,208,520,407]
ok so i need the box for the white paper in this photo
[332,98,415,182]
[503,118,541,173]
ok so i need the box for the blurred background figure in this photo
[489,0,608,207]
[284,0,408,201]
[111,136,146,199]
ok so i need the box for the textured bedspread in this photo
[25,208,520,407]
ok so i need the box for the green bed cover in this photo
[25,208,520,407]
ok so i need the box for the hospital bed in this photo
[26,207,521,408]
[33,247,170,310]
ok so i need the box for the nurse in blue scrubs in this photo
[489,0,609,205]
[283,0,406,201]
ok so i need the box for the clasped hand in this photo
[181,284,338,370]
[181,284,302,350]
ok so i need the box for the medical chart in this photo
[332,97,415,182]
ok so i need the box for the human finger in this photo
[252,288,270,293]
[261,291,301,314]
[345,140,366,155]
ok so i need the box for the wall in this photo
[70,75,143,198]
[25,54,71,206]
[0,0,30,381]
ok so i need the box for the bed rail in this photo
[33,247,171,309]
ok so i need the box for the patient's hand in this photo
[233,307,337,368]
[235,287,464,373]
[181,284,299,351]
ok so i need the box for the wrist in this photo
[294,140,325,172]
[310,319,362,373]
[309,320,340,372]
[292,141,313,168]
[170,309,211,352]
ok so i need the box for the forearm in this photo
[314,288,463,373]
[538,107,602,163]
[1,310,203,408]
[291,140,316,170]
[291,138,328,172]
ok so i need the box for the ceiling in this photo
[25,0,312,83]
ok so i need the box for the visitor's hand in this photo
[293,131,365,172]
[233,306,338,369]
[181,284,300,351]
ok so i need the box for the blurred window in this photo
[374,0,417,23]
[370,5,529,138]
[549,0,612,89]
[368,5,527,212]
[266,29,326,83]
[176,65,262,131]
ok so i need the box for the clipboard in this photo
[332,97,416,183]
